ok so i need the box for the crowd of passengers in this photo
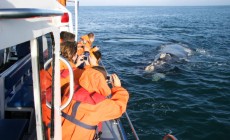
[40,31,130,140]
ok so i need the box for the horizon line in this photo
[67,4,230,7]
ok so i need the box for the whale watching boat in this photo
[0,0,139,140]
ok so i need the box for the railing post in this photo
[75,0,79,40]
[125,112,139,140]
[30,38,44,140]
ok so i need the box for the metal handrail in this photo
[100,60,140,140]
[0,8,63,19]
[125,112,139,140]
[44,56,74,111]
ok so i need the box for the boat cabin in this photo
[0,0,73,139]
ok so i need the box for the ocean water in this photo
[68,6,230,140]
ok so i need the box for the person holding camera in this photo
[45,41,87,91]
[77,45,100,68]
[78,32,95,50]
[78,48,111,97]
[61,73,129,140]
[41,41,86,138]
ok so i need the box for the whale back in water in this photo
[145,44,191,73]
[154,44,191,61]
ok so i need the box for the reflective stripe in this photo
[61,102,97,130]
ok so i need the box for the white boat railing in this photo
[74,0,79,40]
[0,8,63,19]
[44,56,75,111]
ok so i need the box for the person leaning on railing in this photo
[61,73,129,140]
[40,41,86,139]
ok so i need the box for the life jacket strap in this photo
[61,112,97,130]
[61,102,97,130]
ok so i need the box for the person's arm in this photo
[109,74,129,114]
[81,86,129,124]
[87,74,129,122]
[100,86,129,121]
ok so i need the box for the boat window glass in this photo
[0,46,18,73]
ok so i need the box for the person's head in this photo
[89,50,101,66]
[60,41,77,63]
[92,51,101,62]
[60,31,75,43]
[88,32,95,43]
[92,66,107,80]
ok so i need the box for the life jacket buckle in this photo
[113,119,118,125]
[94,131,102,140]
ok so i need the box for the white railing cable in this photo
[44,56,74,111]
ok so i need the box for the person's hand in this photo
[111,74,121,87]
[75,55,84,67]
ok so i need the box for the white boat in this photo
[0,0,139,140]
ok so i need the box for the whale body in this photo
[145,44,191,72]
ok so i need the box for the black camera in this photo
[106,75,112,83]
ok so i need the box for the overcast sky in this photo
[75,0,230,6]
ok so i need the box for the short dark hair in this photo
[92,50,101,61]
[60,31,75,42]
